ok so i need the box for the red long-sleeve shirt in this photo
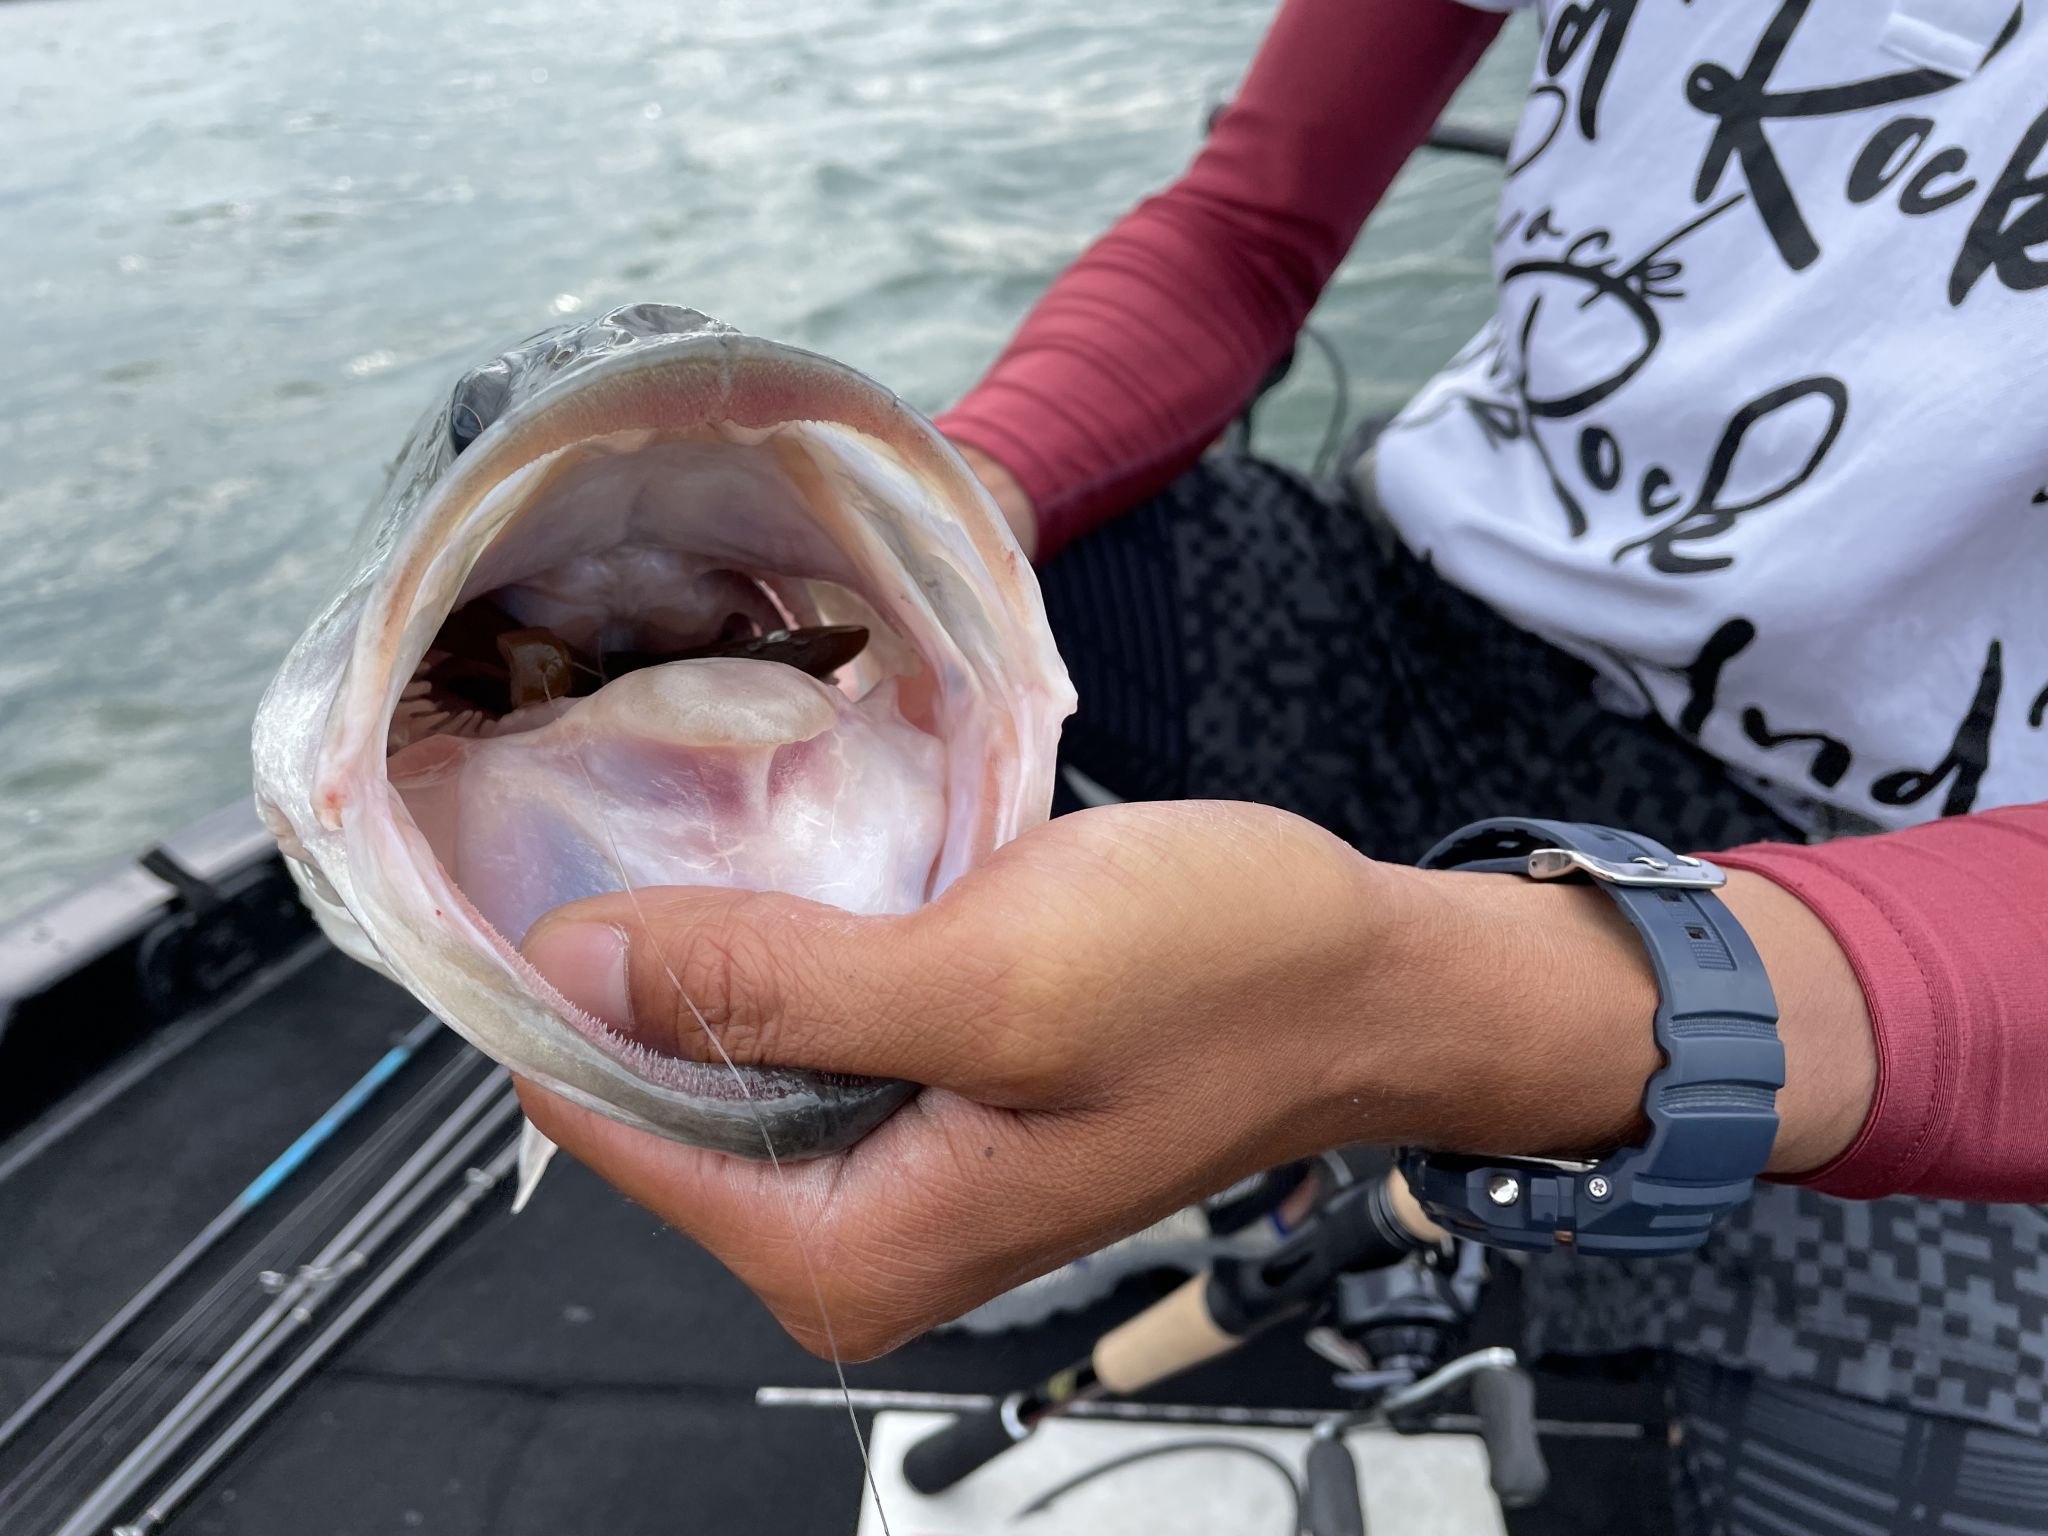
[1720,815,2048,1204]
[937,0,2048,1202]
[939,0,1503,555]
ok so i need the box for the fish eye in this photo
[448,363,513,454]
[448,403,486,453]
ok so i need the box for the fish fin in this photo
[512,1118,560,1214]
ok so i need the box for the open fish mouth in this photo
[254,304,1072,1157]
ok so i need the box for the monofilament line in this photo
[546,676,895,1536]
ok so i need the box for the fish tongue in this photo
[573,654,842,751]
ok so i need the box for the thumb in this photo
[519,885,950,1082]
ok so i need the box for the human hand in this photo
[517,800,1444,1355]
[517,800,1872,1358]
[950,439,1038,560]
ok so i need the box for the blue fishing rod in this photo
[0,1014,444,1457]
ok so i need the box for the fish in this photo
[252,302,1074,1165]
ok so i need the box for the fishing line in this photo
[0,1047,489,1524]
[545,670,896,1536]
[1301,325,1352,481]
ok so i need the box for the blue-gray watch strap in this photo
[1401,818,1784,1256]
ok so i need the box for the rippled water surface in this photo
[0,0,1529,920]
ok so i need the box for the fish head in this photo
[252,303,1074,1157]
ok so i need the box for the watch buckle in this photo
[1526,847,1727,889]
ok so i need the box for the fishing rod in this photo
[46,1074,520,1536]
[0,1044,491,1530]
[116,1134,523,1536]
[0,1016,444,1459]
[903,1170,1538,1507]
[903,1171,1545,1535]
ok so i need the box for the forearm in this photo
[938,0,1501,559]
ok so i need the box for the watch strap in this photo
[1401,818,1784,1256]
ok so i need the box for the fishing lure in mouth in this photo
[252,302,1074,1174]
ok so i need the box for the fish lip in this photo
[735,1075,918,1159]
[579,1074,919,1160]
[497,916,919,1157]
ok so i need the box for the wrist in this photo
[1280,858,1644,1161]
[1398,867,1660,1160]
[1342,863,1870,1180]
[1715,870,1873,1176]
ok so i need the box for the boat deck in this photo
[0,940,1668,1533]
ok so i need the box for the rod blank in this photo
[119,1138,522,1536]
[48,1075,517,1536]
[0,1018,443,1460]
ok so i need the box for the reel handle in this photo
[1303,1433,1368,1536]
[1472,1365,1548,1508]
[901,1398,1026,1495]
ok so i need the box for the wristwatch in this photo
[1396,818,1783,1257]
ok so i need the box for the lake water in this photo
[0,0,1530,921]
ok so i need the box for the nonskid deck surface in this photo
[0,944,1664,1535]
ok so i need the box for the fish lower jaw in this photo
[535,983,914,1158]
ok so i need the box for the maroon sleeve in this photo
[1715,804,2048,1204]
[934,0,1502,559]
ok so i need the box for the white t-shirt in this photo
[1373,0,2048,831]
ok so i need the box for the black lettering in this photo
[1502,197,1742,423]
[1987,6,2026,62]
[1741,708,1851,787]
[2029,680,2048,729]
[1870,640,2003,816]
[1467,396,1523,447]
[1951,104,2048,304]
[1639,466,1680,516]
[1615,377,1849,574]
[1679,618,1758,735]
[1500,199,1744,536]
[1509,299,1589,535]
[1579,426,1622,490]
[1545,0,1640,140]
[1847,116,1933,204]
[1688,0,1959,271]
[1900,147,1976,215]
[1508,85,1569,178]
